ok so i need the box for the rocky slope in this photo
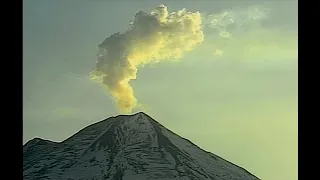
[23,112,260,180]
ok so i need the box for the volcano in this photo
[23,112,259,180]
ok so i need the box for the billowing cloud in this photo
[90,4,204,113]
[90,3,297,114]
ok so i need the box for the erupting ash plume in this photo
[90,4,204,113]
[90,3,293,114]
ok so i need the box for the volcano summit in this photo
[23,112,259,180]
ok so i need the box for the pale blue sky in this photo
[23,1,297,180]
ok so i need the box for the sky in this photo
[23,1,297,180]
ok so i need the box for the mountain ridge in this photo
[23,112,260,180]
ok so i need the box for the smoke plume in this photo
[90,5,204,113]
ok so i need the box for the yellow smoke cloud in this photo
[90,5,204,113]
[90,3,296,113]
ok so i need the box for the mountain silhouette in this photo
[23,112,260,180]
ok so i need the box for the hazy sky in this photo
[23,1,297,180]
